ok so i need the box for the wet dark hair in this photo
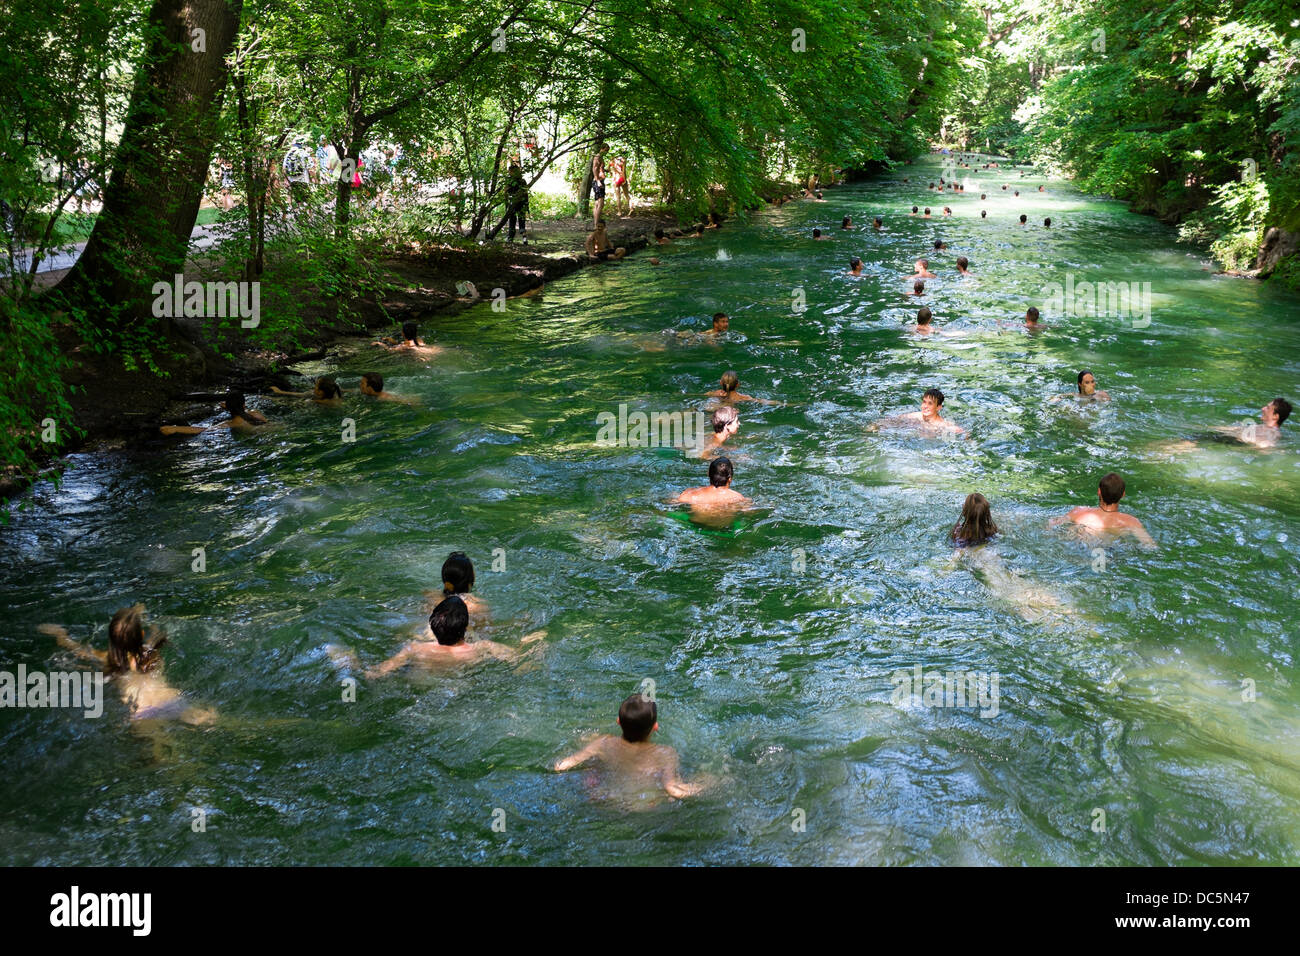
[928,182,935,189]
[916,307,932,325]
[442,551,475,594]
[224,390,246,418]
[720,370,739,393]
[429,594,469,645]
[1098,472,1126,506]
[619,693,657,742]
[913,279,925,294]
[1019,214,1027,224]
[912,205,918,213]
[711,405,738,434]
[956,256,969,271]
[1271,397,1293,425]
[952,493,998,545]
[943,207,951,215]
[980,193,986,200]
[813,228,821,237]
[708,456,733,487]
[873,217,882,227]
[401,321,419,343]
[923,387,945,406]
[924,207,931,215]
[1026,306,1040,322]
[980,210,987,218]
[316,376,343,400]
[1044,217,1052,227]
[850,257,862,270]
[712,312,728,323]
[1077,369,1094,392]
[841,216,851,228]
[105,605,166,676]
[362,372,384,394]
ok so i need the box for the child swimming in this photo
[424,551,487,620]
[365,594,543,676]
[553,693,706,799]
[705,370,779,406]
[39,605,216,724]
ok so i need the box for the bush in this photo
[527,191,577,220]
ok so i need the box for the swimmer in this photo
[923,207,931,218]
[910,206,918,216]
[914,306,936,335]
[910,258,936,278]
[951,492,998,545]
[980,210,987,218]
[1049,370,1110,404]
[848,257,864,276]
[841,216,853,230]
[1018,214,1027,225]
[358,371,417,404]
[374,321,441,357]
[699,404,739,456]
[649,257,661,265]
[673,456,749,508]
[709,312,730,335]
[1044,217,1052,227]
[39,605,215,724]
[1206,397,1293,448]
[1014,190,1020,197]
[955,256,971,275]
[1038,185,1045,192]
[813,191,825,201]
[424,550,488,619]
[553,693,707,799]
[869,387,965,436]
[933,239,947,251]
[1001,306,1041,331]
[654,228,671,245]
[942,207,951,216]
[586,220,627,261]
[160,389,268,436]
[873,217,883,230]
[813,228,827,240]
[1048,472,1156,546]
[908,278,926,297]
[980,193,987,200]
[270,375,344,407]
[705,370,779,406]
[366,595,541,676]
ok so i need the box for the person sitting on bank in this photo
[586,220,627,261]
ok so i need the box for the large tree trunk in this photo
[56,0,243,329]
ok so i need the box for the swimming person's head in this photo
[980,193,987,200]
[980,210,987,218]
[1265,397,1293,426]
[106,604,165,676]
[708,456,733,487]
[442,551,475,594]
[943,207,951,215]
[428,594,469,645]
[916,258,929,271]
[1044,217,1052,227]
[873,217,882,228]
[814,190,823,199]
[224,390,246,418]
[712,312,729,332]
[813,228,822,238]
[315,376,343,400]
[1014,190,1020,197]
[928,182,934,189]
[401,321,419,343]
[720,370,739,393]
[618,693,657,742]
[1019,214,1027,224]
[1077,370,1097,395]
[360,372,384,396]
[921,388,945,419]
[1026,306,1040,324]
[1098,472,1126,506]
[711,404,738,435]
[924,207,931,216]
[912,205,918,214]
[956,256,969,271]
[952,492,998,545]
[916,306,932,326]
[841,216,851,229]
[849,257,862,272]
[913,279,925,295]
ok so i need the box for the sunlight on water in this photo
[3,159,1300,865]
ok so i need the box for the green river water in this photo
[3,159,1300,865]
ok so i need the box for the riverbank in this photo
[3,203,785,502]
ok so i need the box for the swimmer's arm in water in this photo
[39,624,107,663]
[366,642,420,679]
[1131,523,1158,549]
[269,386,314,398]
[160,424,216,436]
[554,737,605,772]
[661,750,704,799]
[1046,508,1084,528]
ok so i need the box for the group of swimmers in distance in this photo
[61,160,1295,804]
